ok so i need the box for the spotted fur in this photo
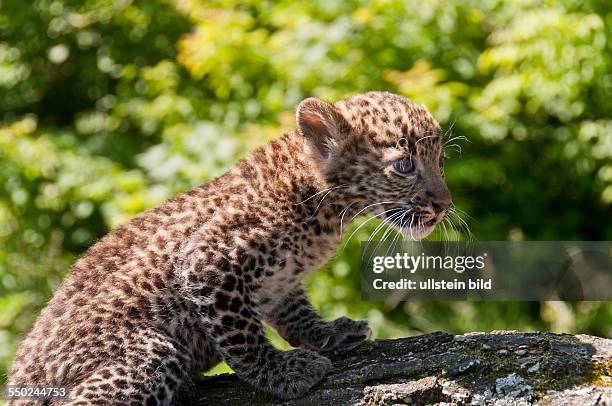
[8,92,451,404]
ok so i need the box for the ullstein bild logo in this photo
[360,241,612,301]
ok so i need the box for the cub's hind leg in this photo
[63,329,189,406]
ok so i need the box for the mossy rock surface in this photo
[180,331,611,405]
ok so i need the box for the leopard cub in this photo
[8,91,451,404]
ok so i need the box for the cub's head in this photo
[296,91,451,240]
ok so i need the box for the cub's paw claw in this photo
[320,317,372,354]
[266,348,332,399]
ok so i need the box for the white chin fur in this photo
[399,225,435,241]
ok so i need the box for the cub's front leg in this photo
[178,249,331,399]
[265,285,372,354]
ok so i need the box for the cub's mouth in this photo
[383,207,442,239]
[423,217,437,227]
[384,208,439,226]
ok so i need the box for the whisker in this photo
[367,212,397,242]
[384,210,409,257]
[339,201,358,234]
[297,184,345,205]
[371,209,406,247]
[444,143,463,156]
[350,201,406,221]
[442,119,457,141]
[343,207,405,250]
[444,135,469,146]
[415,135,438,146]
[366,210,407,262]
[450,205,477,223]
[447,208,474,241]
[407,213,416,241]
[308,185,345,219]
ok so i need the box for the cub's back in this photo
[8,179,222,387]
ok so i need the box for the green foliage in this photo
[0,0,610,382]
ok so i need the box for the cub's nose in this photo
[432,198,451,214]
[427,189,452,214]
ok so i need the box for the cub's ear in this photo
[296,97,349,159]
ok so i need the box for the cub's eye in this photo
[392,158,414,175]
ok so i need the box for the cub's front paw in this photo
[264,348,332,399]
[319,316,372,354]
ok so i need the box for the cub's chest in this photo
[254,223,341,301]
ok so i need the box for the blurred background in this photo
[0,0,611,381]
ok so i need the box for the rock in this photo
[495,373,533,398]
[179,331,612,405]
[356,377,441,406]
[539,385,612,405]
